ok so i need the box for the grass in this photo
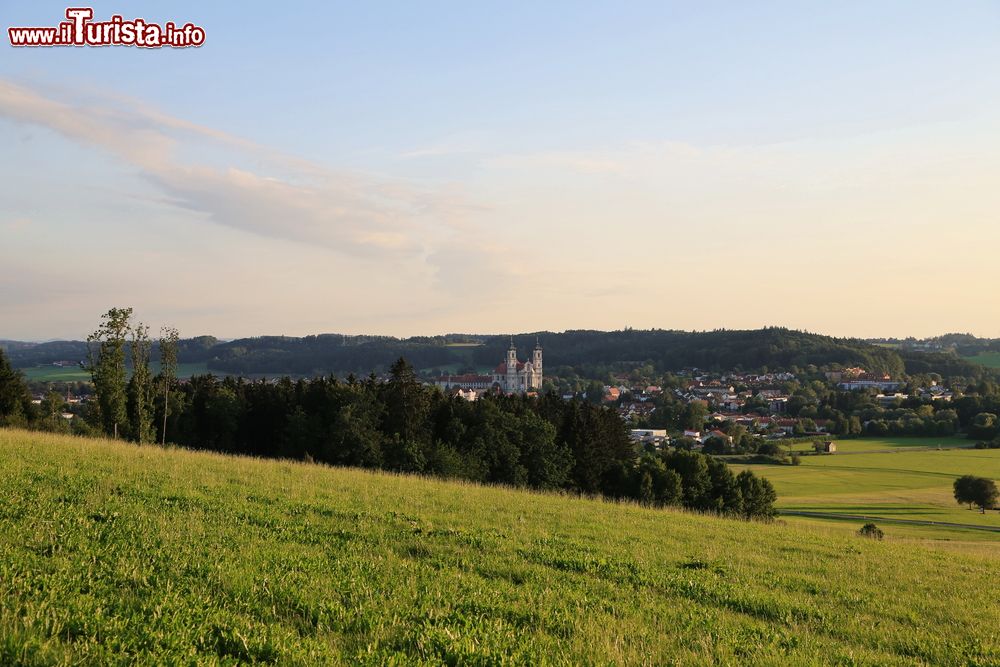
[733,441,1000,544]
[21,363,211,383]
[964,351,1000,369]
[1,429,999,664]
[20,367,92,382]
[784,435,969,453]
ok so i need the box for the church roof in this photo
[494,361,528,374]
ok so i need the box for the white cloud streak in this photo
[0,79,514,272]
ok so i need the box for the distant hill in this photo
[4,328,995,380]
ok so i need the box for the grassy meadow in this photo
[21,362,210,383]
[1,429,999,664]
[734,439,1000,548]
[964,351,1000,369]
[783,435,969,454]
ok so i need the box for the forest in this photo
[6,327,997,380]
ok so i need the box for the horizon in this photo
[3,2,1000,340]
[1,325,993,345]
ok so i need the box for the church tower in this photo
[506,337,518,392]
[533,338,543,389]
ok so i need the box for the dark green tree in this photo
[38,390,70,433]
[381,358,432,472]
[736,470,777,520]
[87,307,133,439]
[682,400,708,432]
[159,326,179,445]
[0,349,30,427]
[969,413,999,440]
[954,475,998,510]
[127,322,155,443]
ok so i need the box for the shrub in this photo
[858,523,884,540]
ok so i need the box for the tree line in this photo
[0,310,780,520]
[159,360,776,518]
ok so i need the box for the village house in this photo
[629,429,669,446]
[702,430,733,445]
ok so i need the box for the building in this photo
[435,338,543,395]
[434,374,494,391]
[838,377,902,392]
[814,441,837,453]
[702,429,734,445]
[630,429,668,446]
[491,338,543,394]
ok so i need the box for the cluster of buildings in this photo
[29,389,86,420]
[433,339,543,400]
[826,367,902,391]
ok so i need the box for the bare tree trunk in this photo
[162,384,169,446]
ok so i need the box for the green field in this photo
[964,351,1000,369]
[734,441,1000,543]
[20,362,211,383]
[19,366,93,382]
[1,429,999,664]
[784,435,969,454]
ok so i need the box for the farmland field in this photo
[20,362,211,382]
[784,435,968,453]
[964,351,1000,369]
[733,441,1000,546]
[1,428,998,664]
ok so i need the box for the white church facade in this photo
[491,338,543,393]
[434,339,543,395]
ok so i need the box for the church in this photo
[434,338,543,395]
[492,338,543,394]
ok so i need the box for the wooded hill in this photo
[4,328,996,380]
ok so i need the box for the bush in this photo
[756,442,786,459]
[790,454,802,466]
[858,523,884,540]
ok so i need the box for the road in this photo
[780,510,1000,533]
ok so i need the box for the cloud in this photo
[486,151,627,174]
[3,217,32,231]
[398,132,491,159]
[0,78,515,268]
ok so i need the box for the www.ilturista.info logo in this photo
[8,8,205,48]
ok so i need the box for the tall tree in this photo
[380,358,432,471]
[159,326,179,446]
[0,348,30,427]
[127,322,155,443]
[87,307,133,439]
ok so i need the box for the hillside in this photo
[2,429,998,665]
[10,327,989,379]
[732,437,1000,546]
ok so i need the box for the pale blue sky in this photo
[3,1,1000,339]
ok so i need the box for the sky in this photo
[2,1,999,341]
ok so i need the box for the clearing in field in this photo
[1,428,998,664]
[734,439,1000,547]
[783,435,968,453]
[20,362,210,382]
[964,351,1000,369]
